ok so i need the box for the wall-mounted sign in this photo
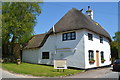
[56,48,76,52]
[54,59,67,69]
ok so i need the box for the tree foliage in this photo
[2,2,41,57]
[111,32,120,59]
[2,2,41,44]
[111,41,119,59]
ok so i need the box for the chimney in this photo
[88,6,90,11]
[86,6,93,19]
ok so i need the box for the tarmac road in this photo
[101,71,120,78]
[65,67,120,78]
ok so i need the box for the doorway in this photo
[96,51,99,67]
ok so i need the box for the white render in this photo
[84,29,111,69]
[22,48,40,64]
[22,29,111,69]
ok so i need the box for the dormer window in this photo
[100,36,103,43]
[62,32,76,41]
[88,33,93,41]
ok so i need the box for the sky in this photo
[34,2,118,38]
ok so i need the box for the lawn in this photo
[2,63,83,77]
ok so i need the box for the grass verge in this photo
[2,62,83,77]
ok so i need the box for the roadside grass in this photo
[2,62,83,77]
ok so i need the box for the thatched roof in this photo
[49,8,111,40]
[24,33,47,49]
[25,8,111,49]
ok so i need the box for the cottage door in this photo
[96,51,99,67]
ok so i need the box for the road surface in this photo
[100,71,120,78]
[65,67,120,78]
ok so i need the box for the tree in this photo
[111,41,119,59]
[2,2,41,57]
[112,32,120,58]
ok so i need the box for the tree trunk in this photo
[11,35,16,55]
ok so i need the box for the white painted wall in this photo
[39,30,85,68]
[38,35,55,65]
[22,29,111,69]
[22,49,40,64]
[84,30,111,69]
[56,30,85,68]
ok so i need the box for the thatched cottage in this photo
[22,6,111,69]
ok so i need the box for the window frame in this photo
[100,51,104,60]
[88,33,93,41]
[62,32,76,41]
[63,33,67,41]
[88,50,94,60]
[42,52,50,59]
[100,36,103,43]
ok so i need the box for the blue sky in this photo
[34,2,118,38]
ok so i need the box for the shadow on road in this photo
[111,69,120,72]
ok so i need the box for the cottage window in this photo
[67,33,71,40]
[71,32,76,40]
[63,33,67,41]
[62,32,76,41]
[88,50,94,60]
[100,36,103,43]
[42,52,49,59]
[101,51,104,60]
[88,33,93,41]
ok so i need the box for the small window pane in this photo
[42,52,49,59]
[101,51,104,59]
[71,32,75,40]
[63,37,67,40]
[100,36,103,43]
[63,34,67,41]
[67,33,71,37]
[88,33,93,41]
[71,36,75,39]
[63,34,67,37]
[71,32,75,36]
[67,36,71,40]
